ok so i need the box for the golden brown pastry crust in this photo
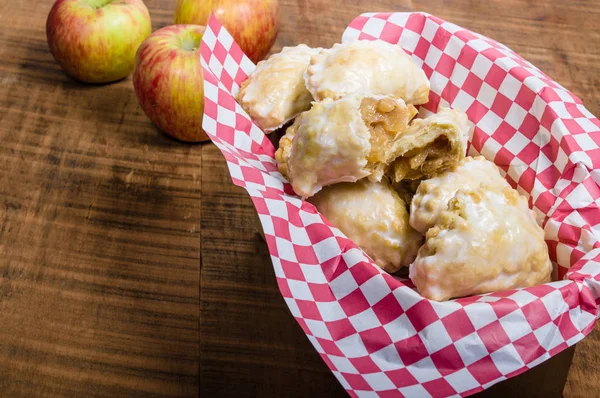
[409,157,552,301]
[275,94,417,198]
[309,179,422,273]
[304,40,430,104]
[410,156,510,234]
[387,108,469,182]
[237,45,321,132]
[411,185,552,301]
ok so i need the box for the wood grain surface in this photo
[0,0,598,397]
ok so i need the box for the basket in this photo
[199,12,600,397]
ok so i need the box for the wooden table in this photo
[0,0,598,397]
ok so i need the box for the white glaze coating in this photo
[310,179,422,273]
[286,94,372,198]
[410,185,552,301]
[237,45,322,131]
[410,156,510,233]
[304,40,430,104]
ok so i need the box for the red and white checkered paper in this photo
[200,12,600,398]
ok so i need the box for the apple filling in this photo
[383,108,469,183]
[275,120,298,178]
[359,97,417,181]
[391,135,453,181]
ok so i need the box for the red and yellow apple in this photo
[174,0,280,64]
[46,0,152,83]
[133,25,208,142]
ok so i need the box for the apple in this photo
[46,0,152,83]
[133,25,208,142]
[174,0,280,64]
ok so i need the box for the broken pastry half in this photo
[410,184,552,301]
[275,94,418,198]
[237,44,321,132]
[304,39,430,104]
[410,156,510,234]
[309,179,422,273]
[388,107,469,183]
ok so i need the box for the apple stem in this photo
[180,31,202,52]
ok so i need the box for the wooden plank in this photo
[0,1,200,396]
[0,0,598,397]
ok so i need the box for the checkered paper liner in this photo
[200,12,600,398]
